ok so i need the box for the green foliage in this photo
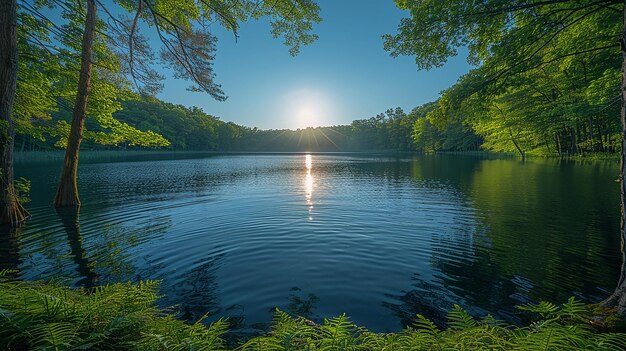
[17,97,483,153]
[412,102,482,153]
[13,177,31,204]
[0,277,227,351]
[385,0,622,157]
[113,98,224,150]
[1,277,625,350]
[15,4,172,151]
[15,0,322,152]
[241,298,626,351]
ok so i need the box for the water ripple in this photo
[1,153,620,332]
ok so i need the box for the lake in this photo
[1,152,622,334]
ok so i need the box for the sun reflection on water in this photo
[304,154,313,220]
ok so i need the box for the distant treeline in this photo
[15,89,619,155]
[15,97,484,153]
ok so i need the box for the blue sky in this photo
[157,1,472,130]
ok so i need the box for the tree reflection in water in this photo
[56,208,99,288]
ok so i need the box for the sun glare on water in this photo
[304,154,313,220]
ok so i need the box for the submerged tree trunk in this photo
[54,0,96,207]
[602,1,626,314]
[0,0,29,225]
[509,130,525,160]
[545,136,552,154]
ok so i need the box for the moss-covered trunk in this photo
[54,0,96,207]
[0,0,28,225]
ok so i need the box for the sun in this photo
[297,106,318,129]
[282,89,331,129]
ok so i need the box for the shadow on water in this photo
[55,208,99,288]
[383,260,527,328]
[284,287,320,320]
[0,225,21,277]
[165,254,224,323]
[383,275,466,327]
[384,156,621,328]
[223,286,321,346]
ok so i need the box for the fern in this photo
[30,321,79,349]
[595,333,626,351]
[0,279,226,351]
[1,280,625,351]
[0,269,18,281]
[319,314,356,350]
[559,297,588,320]
[517,301,560,319]
[447,304,477,330]
[412,313,440,336]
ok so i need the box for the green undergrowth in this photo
[1,275,625,350]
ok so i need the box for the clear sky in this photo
[157,0,472,130]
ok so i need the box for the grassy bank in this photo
[1,277,625,350]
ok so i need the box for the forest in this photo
[8,1,621,158]
[15,97,484,153]
[2,0,626,350]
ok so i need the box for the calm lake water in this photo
[1,152,622,333]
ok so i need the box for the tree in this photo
[14,5,171,153]
[54,0,98,207]
[384,0,626,312]
[0,0,29,225]
[427,48,620,157]
[23,0,321,207]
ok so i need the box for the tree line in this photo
[14,97,484,153]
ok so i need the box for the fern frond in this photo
[594,333,626,351]
[31,321,79,349]
[559,297,588,320]
[447,304,477,330]
[0,269,18,281]
[412,313,440,336]
[481,313,507,327]
[517,301,559,318]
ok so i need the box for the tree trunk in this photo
[0,0,29,225]
[54,0,96,207]
[569,128,576,156]
[509,130,525,160]
[598,123,605,152]
[588,116,596,152]
[602,1,626,314]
